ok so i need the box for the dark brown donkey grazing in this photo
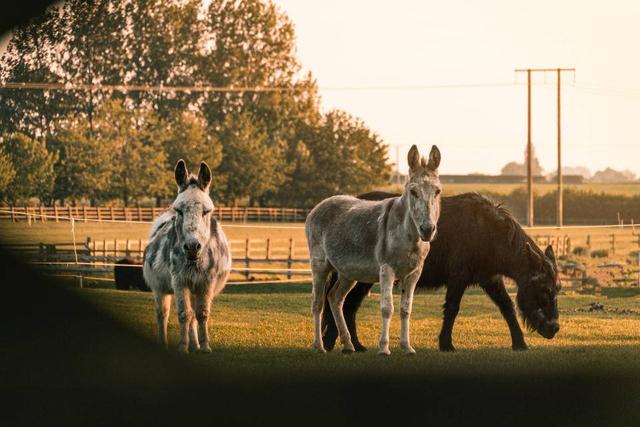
[322,191,561,352]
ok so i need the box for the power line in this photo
[0,81,520,93]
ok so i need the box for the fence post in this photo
[40,206,45,222]
[566,236,571,256]
[126,239,130,256]
[611,234,616,255]
[10,206,15,222]
[54,206,59,222]
[244,238,250,280]
[103,240,107,263]
[83,206,88,223]
[287,238,294,280]
[266,238,271,260]
[586,235,591,251]
[244,207,248,223]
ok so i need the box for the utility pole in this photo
[515,67,575,227]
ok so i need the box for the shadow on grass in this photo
[2,245,640,425]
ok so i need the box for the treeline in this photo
[0,0,390,207]
[488,189,640,225]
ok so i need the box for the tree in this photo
[591,167,636,183]
[278,110,391,206]
[0,5,67,140]
[217,111,286,205]
[50,115,119,205]
[501,144,544,176]
[0,145,16,198]
[93,100,168,206]
[1,132,57,204]
[160,110,223,198]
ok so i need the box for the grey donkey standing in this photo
[143,160,232,353]
[305,145,442,355]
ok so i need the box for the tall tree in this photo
[0,145,16,199]
[1,132,57,204]
[50,114,119,205]
[278,110,391,206]
[217,111,285,205]
[94,100,168,206]
[0,5,67,140]
[160,110,224,199]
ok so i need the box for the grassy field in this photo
[382,182,640,197]
[69,282,640,378]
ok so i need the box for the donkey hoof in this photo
[313,343,327,353]
[512,342,528,351]
[354,343,368,352]
[199,345,212,354]
[439,344,456,352]
[188,346,199,353]
[402,346,416,355]
[341,348,355,355]
[378,348,391,356]
[177,345,189,354]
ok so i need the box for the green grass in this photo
[71,283,640,380]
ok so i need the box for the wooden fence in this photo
[0,206,309,223]
[1,237,311,280]
[531,226,640,257]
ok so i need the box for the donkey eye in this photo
[203,209,211,216]
[174,208,183,216]
[410,189,418,198]
[435,188,442,196]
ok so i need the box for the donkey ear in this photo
[174,159,188,190]
[426,145,441,171]
[198,161,212,190]
[407,145,421,172]
[544,245,556,262]
[525,242,542,268]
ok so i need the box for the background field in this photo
[383,182,640,197]
[69,283,640,377]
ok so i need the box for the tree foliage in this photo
[1,133,57,204]
[0,0,392,207]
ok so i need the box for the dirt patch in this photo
[575,302,640,316]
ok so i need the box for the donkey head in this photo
[405,145,442,241]
[172,159,214,261]
[516,244,561,339]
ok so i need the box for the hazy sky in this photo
[274,0,640,175]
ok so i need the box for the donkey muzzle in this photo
[419,224,436,242]
[183,240,202,260]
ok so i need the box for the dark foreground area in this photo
[1,247,639,426]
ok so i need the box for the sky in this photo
[273,0,640,175]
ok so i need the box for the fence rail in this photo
[0,206,309,223]
[0,236,311,280]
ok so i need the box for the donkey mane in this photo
[445,192,542,259]
[181,175,205,192]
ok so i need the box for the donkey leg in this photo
[439,282,465,352]
[321,272,339,351]
[310,257,331,353]
[378,264,396,356]
[188,293,200,353]
[481,275,528,351]
[327,274,358,353]
[174,285,195,354]
[154,292,172,349]
[196,292,214,353]
[399,268,422,355]
[343,282,373,352]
